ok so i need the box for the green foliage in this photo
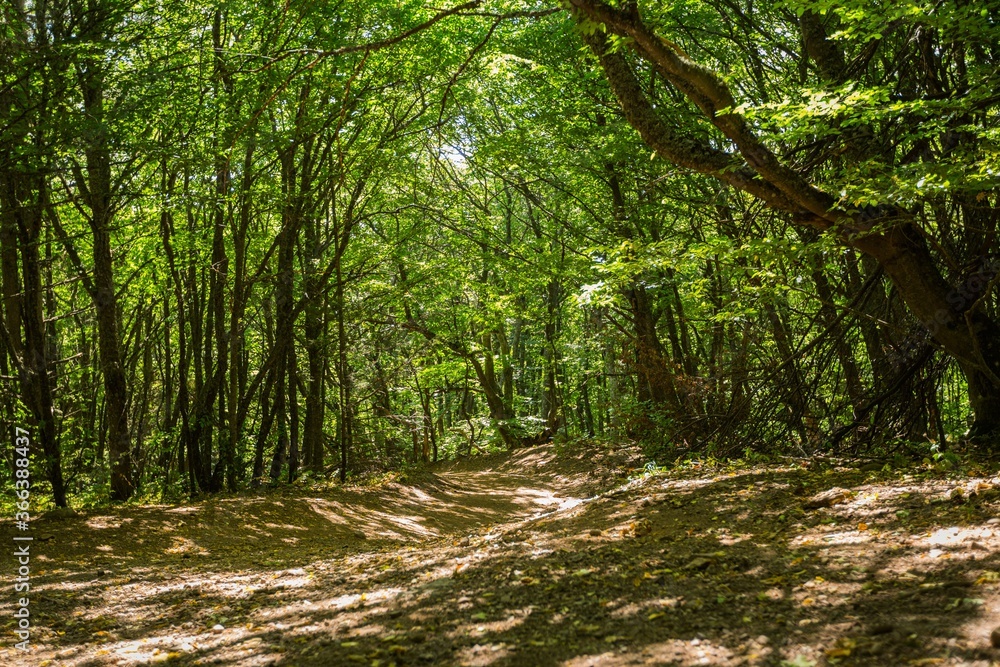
[2,0,996,509]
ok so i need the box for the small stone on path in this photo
[803,487,853,510]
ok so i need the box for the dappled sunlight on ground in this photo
[3,445,1000,666]
[559,637,740,666]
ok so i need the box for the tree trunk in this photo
[79,63,133,500]
[3,177,67,507]
[334,255,352,481]
[627,282,682,415]
[542,280,564,432]
[854,226,1000,438]
[226,141,253,491]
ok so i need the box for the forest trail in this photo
[5,445,1000,667]
[0,443,625,667]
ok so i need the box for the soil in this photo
[3,443,1000,666]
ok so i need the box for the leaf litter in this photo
[3,444,1000,666]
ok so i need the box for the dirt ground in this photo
[4,443,1000,666]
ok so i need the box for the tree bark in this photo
[2,176,67,507]
[79,61,133,500]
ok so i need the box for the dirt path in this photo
[0,444,617,667]
[4,445,1000,666]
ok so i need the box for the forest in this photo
[2,0,999,505]
[2,0,1000,665]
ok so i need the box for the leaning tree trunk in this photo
[570,9,1000,438]
[856,225,1000,438]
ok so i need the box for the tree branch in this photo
[580,31,805,217]
[569,0,848,228]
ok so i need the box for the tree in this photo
[562,0,1000,437]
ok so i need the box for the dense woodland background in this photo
[1,0,998,508]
